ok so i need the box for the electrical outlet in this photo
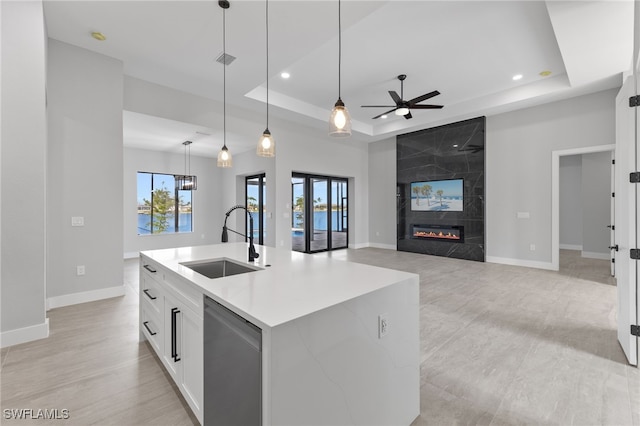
[378,313,389,339]
[76,265,85,276]
[71,216,84,227]
[529,244,536,251]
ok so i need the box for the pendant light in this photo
[329,0,351,137]
[176,141,197,190]
[217,0,233,168]
[257,0,275,157]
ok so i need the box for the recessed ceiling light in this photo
[512,74,523,81]
[280,72,290,79]
[453,144,459,148]
[381,115,388,119]
[539,70,552,77]
[91,32,106,41]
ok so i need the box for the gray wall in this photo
[559,155,583,249]
[123,147,225,255]
[368,137,396,249]
[581,151,612,257]
[1,1,48,343]
[46,40,124,300]
[486,89,615,267]
[367,89,616,269]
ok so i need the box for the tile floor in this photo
[1,248,638,425]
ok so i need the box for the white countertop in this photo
[141,243,418,329]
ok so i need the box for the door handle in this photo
[607,225,615,230]
[171,307,181,362]
[609,245,619,251]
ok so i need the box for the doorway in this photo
[291,173,348,253]
[557,152,614,284]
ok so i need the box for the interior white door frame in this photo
[551,144,616,271]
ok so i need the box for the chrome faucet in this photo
[221,205,259,262]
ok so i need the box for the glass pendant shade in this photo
[176,175,197,190]
[329,98,351,137]
[395,107,410,116]
[257,128,275,157]
[217,146,232,168]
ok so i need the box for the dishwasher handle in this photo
[204,297,261,351]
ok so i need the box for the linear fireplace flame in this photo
[411,224,464,243]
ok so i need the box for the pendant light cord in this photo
[266,0,269,128]
[223,7,227,149]
[338,0,342,99]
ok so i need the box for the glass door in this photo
[245,174,265,245]
[291,176,306,252]
[331,179,348,249]
[292,173,348,253]
[310,177,328,252]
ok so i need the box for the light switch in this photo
[71,216,84,227]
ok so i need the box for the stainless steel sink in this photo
[180,258,262,279]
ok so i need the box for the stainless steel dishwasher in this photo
[204,296,262,426]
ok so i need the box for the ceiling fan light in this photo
[329,98,352,137]
[395,107,410,116]
[217,146,232,168]
[257,128,275,157]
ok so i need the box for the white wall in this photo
[0,0,49,346]
[46,40,124,306]
[123,147,224,255]
[581,151,612,258]
[486,89,616,268]
[559,155,583,249]
[368,137,396,249]
[272,121,370,250]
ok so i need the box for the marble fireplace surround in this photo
[397,116,485,262]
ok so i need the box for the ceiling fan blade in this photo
[407,90,440,105]
[388,91,402,104]
[372,108,398,119]
[403,111,412,120]
[361,105,397,108]
[410,104,444,109]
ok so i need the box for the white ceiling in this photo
[43,0,634,157]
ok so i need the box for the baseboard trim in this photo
[559,244,582,251]
[47,286,126,311]
[349,242,370,249]
[486,256,557,271]
[124,251,140,259]
[368,243,397,250]
[582,251,610,260]
[0,318,49,348]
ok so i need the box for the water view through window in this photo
[137,172,193,235]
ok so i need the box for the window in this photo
[137,172,193,235]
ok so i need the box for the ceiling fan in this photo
[361,74,443,120]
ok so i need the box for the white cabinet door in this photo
[162,292,203,423]
[180,306,203,422]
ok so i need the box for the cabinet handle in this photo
[143,264,157,273]
[171,307,181,362]
[143,289,157,300]
[143,321,157,336]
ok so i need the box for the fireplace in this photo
[411,224,464,243]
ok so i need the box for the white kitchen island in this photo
[139,243,420,426]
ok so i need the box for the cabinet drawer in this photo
[141,305,162,354]
[141,272,163,316]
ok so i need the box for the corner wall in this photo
[46,40,124,307]
[1,0,49,346]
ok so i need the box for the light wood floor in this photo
[1,249,638,425]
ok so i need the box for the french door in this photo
[291,173,348,253]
